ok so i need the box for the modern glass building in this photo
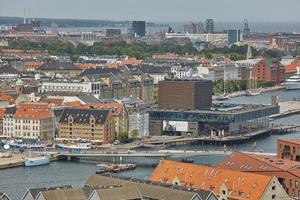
[149,103,279,136]
[227,29,241,45]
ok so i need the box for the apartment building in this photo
[277,139,300,161]
[58,108,115,143]
[14,103,55,140]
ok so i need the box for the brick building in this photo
[251,59,285,85]
[277,139,300,161]
[58,108,115,144]
[158,79,213,110]
[218,151,300,199]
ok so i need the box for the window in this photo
[272,195,276,199]
[222,190,226,195]
[272,186,276,190]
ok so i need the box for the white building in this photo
[38,80,101,95]
[171,66,193,79]
[128,113,149,137]
[2,106,16,137]
[197,63,240,81]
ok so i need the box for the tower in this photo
[246,45,252,60]
[205,19,214,33]
[244,19,250,36]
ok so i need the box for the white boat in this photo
[245,90,261,96]
[216,93,230,101]
[285,67,300,90]
[25,156,50,167]
[55,143,91,150]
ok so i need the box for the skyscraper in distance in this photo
[129,21,146,38]
[205,19,214,33]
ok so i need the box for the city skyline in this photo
[1,0,300,22]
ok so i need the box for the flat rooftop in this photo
[152,103,278,115]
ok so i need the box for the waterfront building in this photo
[38,80,101,96]
[251,58,285,85]
[0,108,5,136]
[205,19,214,33]
[58,108,115,143]
[150,160,290,200]
[84,175,218,200]
[218,151,300,199]
[118,97,150,137]
[277,139,300,161]
[22,185,72,200]
[14,103,55,141]
[2,106,17,138]
[158,79,213,110]
[227,29,241,45]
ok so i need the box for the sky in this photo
[0,0,300,22]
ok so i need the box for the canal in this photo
[1,89,300,199]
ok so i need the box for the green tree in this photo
[130,129,139,139]
[117,131,129,143]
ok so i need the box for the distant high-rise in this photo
[184,22,204,34]
[243,19,250,36]
[227,29,241,45]
[129,21,146,38]
[205,19,214,33]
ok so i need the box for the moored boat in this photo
[285,67,300,90]
[25,156,50,167]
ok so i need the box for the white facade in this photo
[171,67,193,79]
[149,74,166,84]
[38,81,101,95]
[128,113,149,137]
[3,114,14,137]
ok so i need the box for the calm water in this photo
[2,89,300,199]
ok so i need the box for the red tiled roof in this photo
[149,160,273,200]
[15,103,53,120]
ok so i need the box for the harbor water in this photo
[1,89,300,200]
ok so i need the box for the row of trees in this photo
[8,40,198,60]
[116,129,139,144]
[202,44,286,61]
[213,79,274,94]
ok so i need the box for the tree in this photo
[117,131,129,143]
[130,129,139,139]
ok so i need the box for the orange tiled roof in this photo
[284,58,300,74]
[42,98,64,106]
[149,160,273,200]
[63,101,83,107]
[218,152,300,177]
[85,102,123,116]
[76,63,97,70]
[15,103,53,120]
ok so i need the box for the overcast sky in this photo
[1,0,300,22]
